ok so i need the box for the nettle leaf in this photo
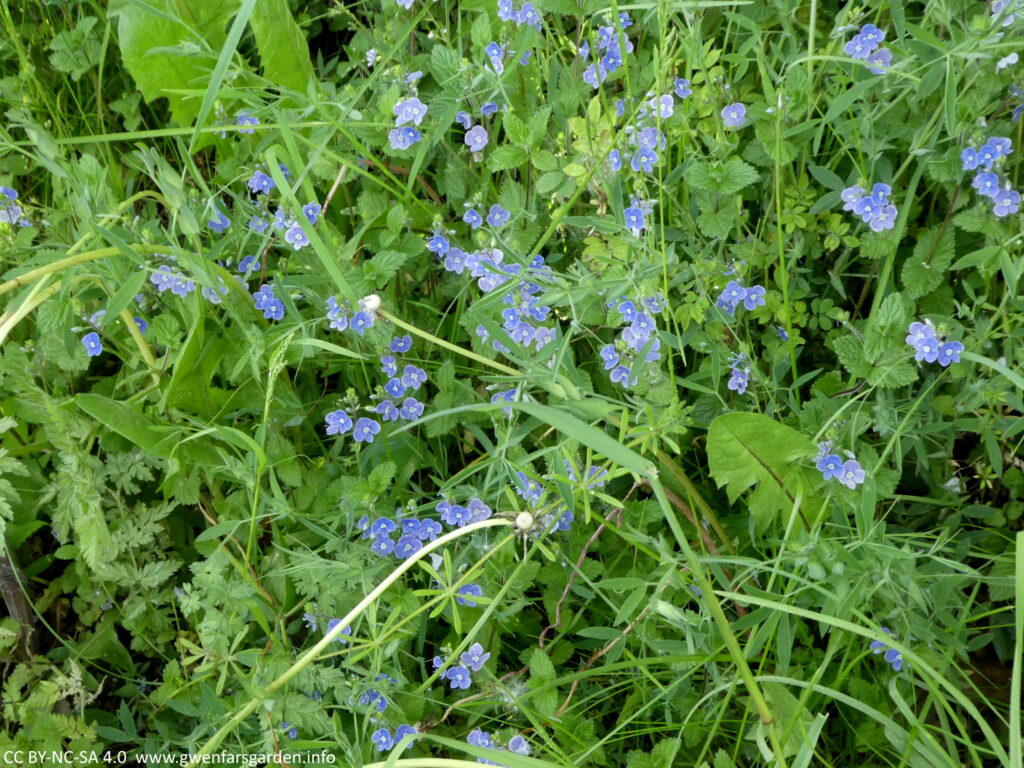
[684,158,759,195]
[831,334,873,378]
[362,250,408,287]
[48,16,103,81]
[870,292,911,338]
[697,207,736,239]
[488,144,528,171]
[867,358,919,389]
[706,413,819,531]
[901,226,955,298]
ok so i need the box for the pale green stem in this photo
[380,309,523,377]
[0,244,182,298]
[0,279,62,348]
[187,518,514,765]
[119,307,160,387]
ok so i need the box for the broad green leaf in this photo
[901,226,955,298]
[488,144,528,171]
[109,0,242,126]
[247,0,315,97]
[706,412,819,530]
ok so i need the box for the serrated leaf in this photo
[488,144,528,171]
[706,413,819,530]
[901,227,955,298]
[831,334,872,378]
[430,44,461,85]
[685,158,758,195]
[362,250,408,287]
[867,359,919,389]
[697,207,734,239]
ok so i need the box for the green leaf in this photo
[831,334,872,378]
[901,226,955,298]
[362,250,409,287]
[697,207,735,239]
[706,412,819,530]
[109,0,242,126]
[684,158,759,195]
[247,0,315,97]
[48,16,103,81]
[488,145,528,171]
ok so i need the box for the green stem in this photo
[0,244,182,298]
[187,518,514,765]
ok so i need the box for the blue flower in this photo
[326,296,350,331]
[480,102,499,118]
[743,284,766,310]
[456,110,472,129]
[486,205,510,227]
[843,33,874,59]
[445,665,472,689]
[384,377,407,398]
[388,127,422,150]
[868,204,897,231]
[417,519,442,541]
[497,0,516,22]
[208,209,230,234]
[381,355,399,377]
[518,1,541,29]
[961,147,979,172]
[721,103,746,128]
[869,627,903,671]
[866,47,893,74]
[440,502,473,527]
[390,335,413,353]
[912,333,940,363]
[372,728,394,751]
[247,170,275,195]
[326,410,353,435]
[463,208,483,228]
[467,729,493,748]
[82,331,102,357]
[599,344,619,370]
[325,619,352,642]
[371,535,395,556]
[467,497,492,522]
[303,202,322,224]
[466,125,489,152]
[937,340,964,367]
[456,584,483,607]
[609,364,633,386]
[426,230,450,255]
[238,254,258,274]
[134,317,148,333]
[727,367,748,394]
[284,224,310,250]
[674,78,693,99]
[972,172,1000,198]
[508,735,531,756]
[838,459,865,489]
[460,642,491,671]
[353,418,381,443]
[394,535,422,559]
[630,147,658,173]
[370,518,397,537]
[376,401,400,421]
[281,722,297,740]
[520,49,532,65]
[816,454,843,481]
[993,188,1021,216]
[399,397,424,420]
[351,310,374,335]
[236,112,259,133]
[607,149,622,172]
[394,97,428,126]
[716,280,747,315]
[252,284,284,320]
[401,365,427,389]
[394,724,417,750]
[623,204,646,236]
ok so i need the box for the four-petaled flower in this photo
[460,642,491,671]
[465,125,489,152]
[722,102,746,128]
[82,331,102,357]
[353,417,381,443]
[445,664,472,689]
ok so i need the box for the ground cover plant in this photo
[0,0,1022,766]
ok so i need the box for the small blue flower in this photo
[208,209,230,234]
[961,147,980,172]
[937,340,964,367]
[247,170,275,195]
[993,188,1021,217]
[742,284,766,310]
[394,535,422,559]
[371,535,395,556]
[82,331,102,357]
[236,112,259,133]
[325,618,352,643]
[460,642,491,671]
[838,459,866,489]
[866,47,893,75]
[456,110,472,129]
[508,735,531,756]
[972,172,1001,198]
[913,334,940,363]
[399,397,424,420]
[281,722,297,740]
[381,355,399,377]
[607,149,622,172]
[372,728,394,751]
[376,400,400,422]
[497,0,516,21]
[401,365,427,389]
[721,103,746,128]
[674,78,692,99]
[463,208,483,228]
[426,230,450,255]
[630,147,658,173]
[326,409,353,435]
[609,364,632,386]
[326,296,349,331]
[870,627,903,671]
[466,125,489,152]
[284,224,310,250]
[456,583,483,607]
[303,202,322,224]
[483,204,507,225]
[353,418,381,443]
[727,367,748,394]
[394,724,417,750]
[384,377,407,398]
[394,97,428,126]
[481,102,499,117]
[467,729,493,748]
[351,310,374,335]
[390,335,412,353]
[370,518,397,537]
[134,317,148,333]
[445,665,472,689]
[417,519,442,541]
[816,454,843,481]
[388,127,422,150]
[623,204,646,236]
[599,344,619,370]
[843,33,874,59]
[518,1,541,30]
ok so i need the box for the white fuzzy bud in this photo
[515,512,534,532]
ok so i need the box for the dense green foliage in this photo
[0,1,1021,766]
